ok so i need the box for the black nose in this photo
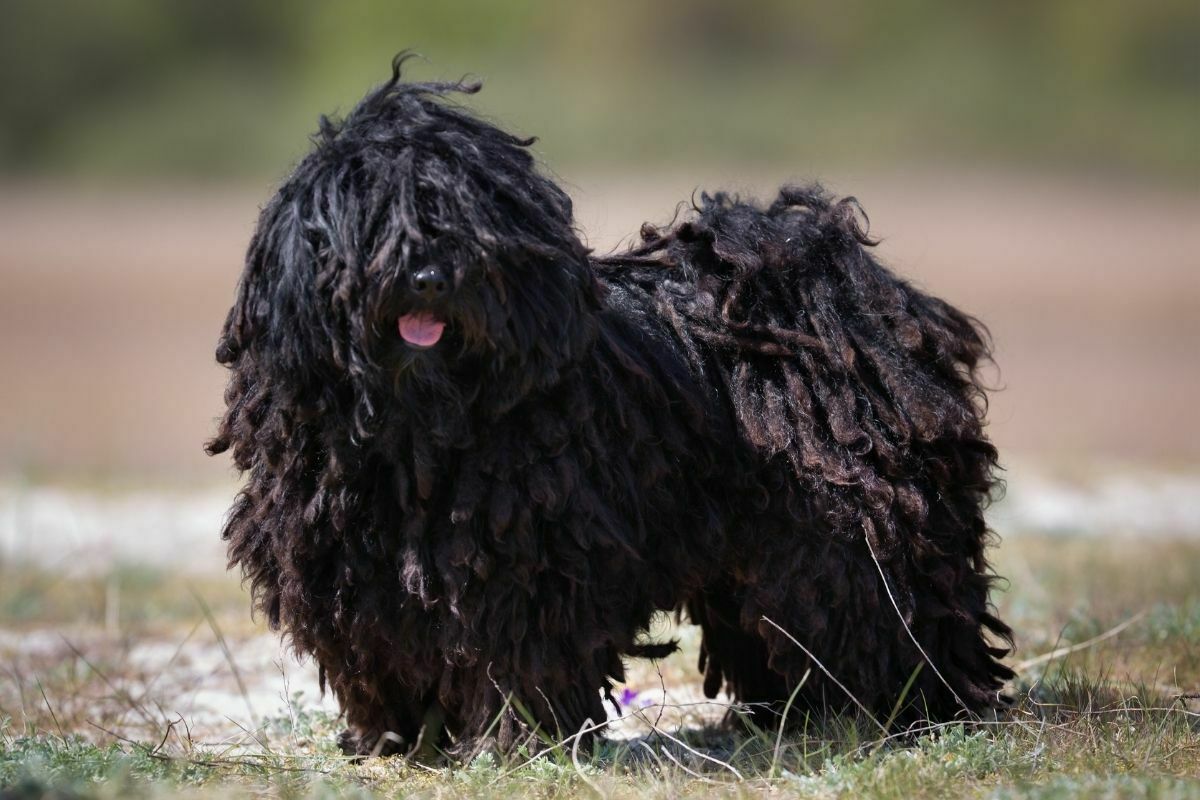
[410,266,449,301]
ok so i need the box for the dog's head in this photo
[211,57,600,459]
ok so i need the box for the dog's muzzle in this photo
[398,266,450,348]
[411,266,450,302]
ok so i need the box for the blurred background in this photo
[1,0,1199,752]
[0,0,1197,553]
[0,0,1195,489]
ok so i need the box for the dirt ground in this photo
[0,168,1197,482]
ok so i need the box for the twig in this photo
[498,697,749,778]
[652,659,667,733]
[760,616,887,735]
[847,717,1079,758]
[657,742,717,784]
[59,636,158,729]
[220,715,275,757]
[35,678,65,739]
[571,718,606,798]
[635,739,667,772]
[865,534,969,712]
[85,720,336,775]
[500,716,611,778]
[1014,610,1148,672]
[536,687,563,739]
[190,587,259,733]
[152,716,180,755]
[631,708,745,780]
[138,620,202,700]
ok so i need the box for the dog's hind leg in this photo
[733,531,1012,727]
[687,583,792,730]
[692,527,932,728]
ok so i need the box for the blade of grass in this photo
[770,667,811,778]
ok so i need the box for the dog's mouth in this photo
[398,311,446,349]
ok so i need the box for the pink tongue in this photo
[398,312,446,347]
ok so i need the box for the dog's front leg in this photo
[438,602,616,758]
[448,666,610,758]
[318,653,439,759]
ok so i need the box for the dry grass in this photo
[2,533,1199,797]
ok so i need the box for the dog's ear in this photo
[223,187,361,383]
[215,193,294,366]
[472,242,601,414]
[208,188,360,463]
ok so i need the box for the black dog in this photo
[208,57,1013,758]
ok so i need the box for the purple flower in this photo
[618,688,639,707]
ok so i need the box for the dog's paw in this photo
[337,728,408,759]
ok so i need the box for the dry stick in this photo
[190,588,259,734]
[864,534,969,713]
[59,636,159,729]
[1082,675,1184,699]
[86,721,334,775]
[473,667,517,763]
[1140,695,1181,772]
[222,714,273,754]
[181,716,198,752]
[657,742,718,784]
[152,715,183,756]
[138,620,202,700]
[481,664,559,759]
[848,717,1077,759]
[276,660,300,750]
[1030,716,1048,772]
[635,738,667,772]
[631,708,745,781]
[652,659,668,734]
[499,716,611,779]
[1013,610,1148,672]
[3,663,31,730]
[133,625,205,749]
[1026,704,1200,720]
[402,755,442,775]
[570,717,606,799]
[35,678,66,739]
[88,721,188,764]
[535,687,564,740]
[499,697,747,778]
[760,616,888,736]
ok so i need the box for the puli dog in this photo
[208,58,1013,758]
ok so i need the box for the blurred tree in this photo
[0,0,1195,179]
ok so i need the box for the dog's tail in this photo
[597,185,1013,712]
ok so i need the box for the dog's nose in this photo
[410,266,450,301]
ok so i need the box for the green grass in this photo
[2,534,1199,798]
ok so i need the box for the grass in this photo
[2,534,1199,798]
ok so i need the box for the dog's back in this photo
[596,186,1013,721]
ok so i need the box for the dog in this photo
[208,56,1013,758]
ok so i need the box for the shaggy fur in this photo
[208,57,1013,758]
